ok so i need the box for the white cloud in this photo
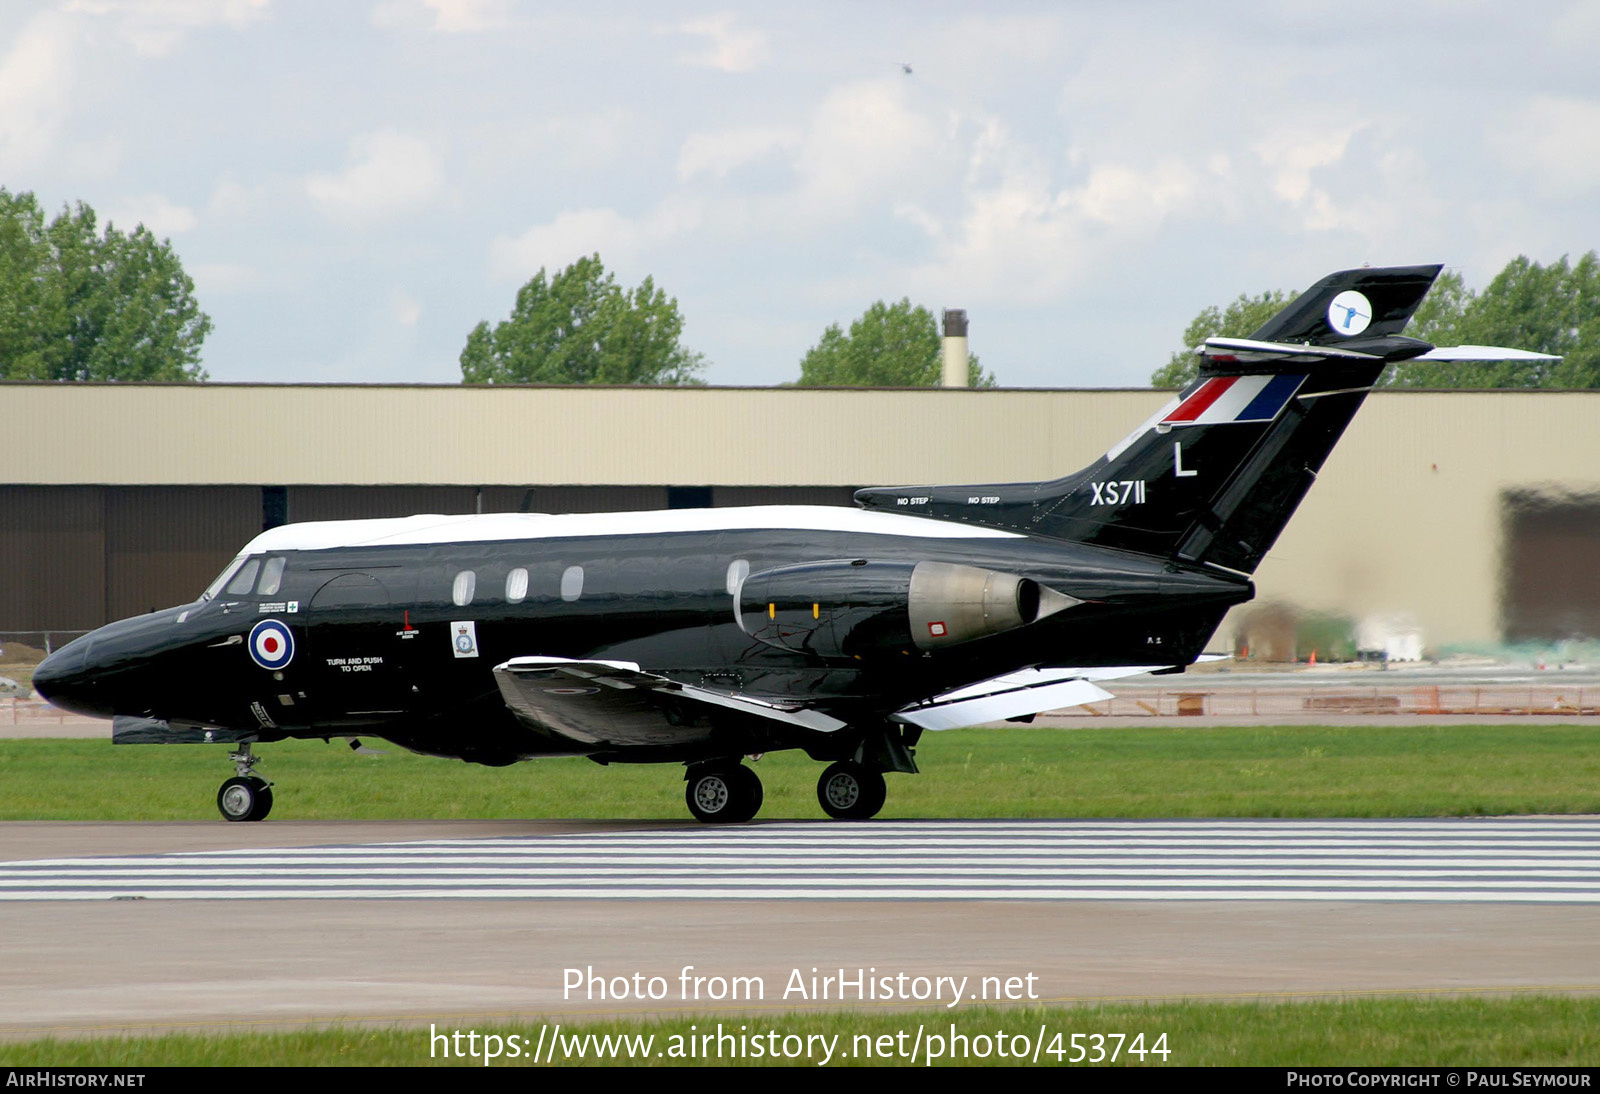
[792,79,940,217]
[305,128,445,226]
[394,289,421,327]
[65,0,270,57]
[423,0,511,32]
[0,10,78,171]
[1488,96,1600,197]
[487,202,698,282]
[676,125,798,181]
[1072,161,1199,232]
[677,14,769,72]
[895,166,1196,307]
[190,262,257,294]
[371,0,513,33]
[106,193,198,236]
[1252,125,1365,206]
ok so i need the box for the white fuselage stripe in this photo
[239,505,1023,555]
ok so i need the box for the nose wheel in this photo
[684,762,763,823]
[217,776,273,822]
[217,744,273,821]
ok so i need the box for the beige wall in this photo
[4,383,1597,647]
[0,383,1158,487]
[1253,392,1600,648]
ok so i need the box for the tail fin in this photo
[856,264,1443,574]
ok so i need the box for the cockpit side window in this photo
[225,558,261,597]
[258,557,286,597]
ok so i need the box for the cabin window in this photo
[225,558,261,597]
[506,567,529,604]
[726,559,750,596]
[561,565,584,602]
[452,570,477,607]
[258,557,286,597]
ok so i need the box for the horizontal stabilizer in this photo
[1200,336,1381,366]
[1414,345,1562,362]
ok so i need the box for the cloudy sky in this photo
[4,0,1599,387]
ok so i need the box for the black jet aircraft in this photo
[35,264,1472,823]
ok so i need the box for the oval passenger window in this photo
[560,565,584,602]
[506,567,529,603]
[452,570,476,607]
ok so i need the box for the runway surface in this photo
[6,818,1600,1038]
[5,818,1600,903]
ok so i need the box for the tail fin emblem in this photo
[1326,290,1372,336]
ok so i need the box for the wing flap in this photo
[493,656,846,747]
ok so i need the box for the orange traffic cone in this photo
[1308,649,1318,666]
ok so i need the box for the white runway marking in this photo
[6,819,1600,902]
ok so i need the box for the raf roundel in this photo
[248,619,295,671]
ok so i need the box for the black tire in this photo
[685,764,762,823]
[724,764,764,823]
[217,776,273,822]
[817,761,886,820]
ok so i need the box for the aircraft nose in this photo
[31,634,110,718]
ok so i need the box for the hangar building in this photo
[1,382,1596,656]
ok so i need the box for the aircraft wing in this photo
[492,656,848,746]
[890,664,1170,731]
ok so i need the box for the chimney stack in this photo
[940,308,968,388]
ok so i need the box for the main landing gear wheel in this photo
[685,764,763,824]
[217,776,273,822]
[817,761,886,821]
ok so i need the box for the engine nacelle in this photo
[736,559,1077,658]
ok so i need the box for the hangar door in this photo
[1502,490,1600,643]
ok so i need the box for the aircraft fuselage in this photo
[38,507,1248,767]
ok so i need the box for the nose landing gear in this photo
[217,743,273,822]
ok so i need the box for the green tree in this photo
[1384,254,1600,388]
[796,299,995,387]
[460,254,705,385]
[0,189,210,381]
[1149,289,1294,388]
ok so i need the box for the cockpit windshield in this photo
[201,554,288,601]
[200,555,248,601]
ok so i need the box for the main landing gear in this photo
[684,762,764,823]
[816,761,887,820]
[217,743,273,822]
[682,725,918,824]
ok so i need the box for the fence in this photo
[1059,685,1600,718]
[1,630,89,658]
[1,697,85,726]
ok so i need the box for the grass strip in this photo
[3,724,1600,821]
[5,997,1600,1066]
